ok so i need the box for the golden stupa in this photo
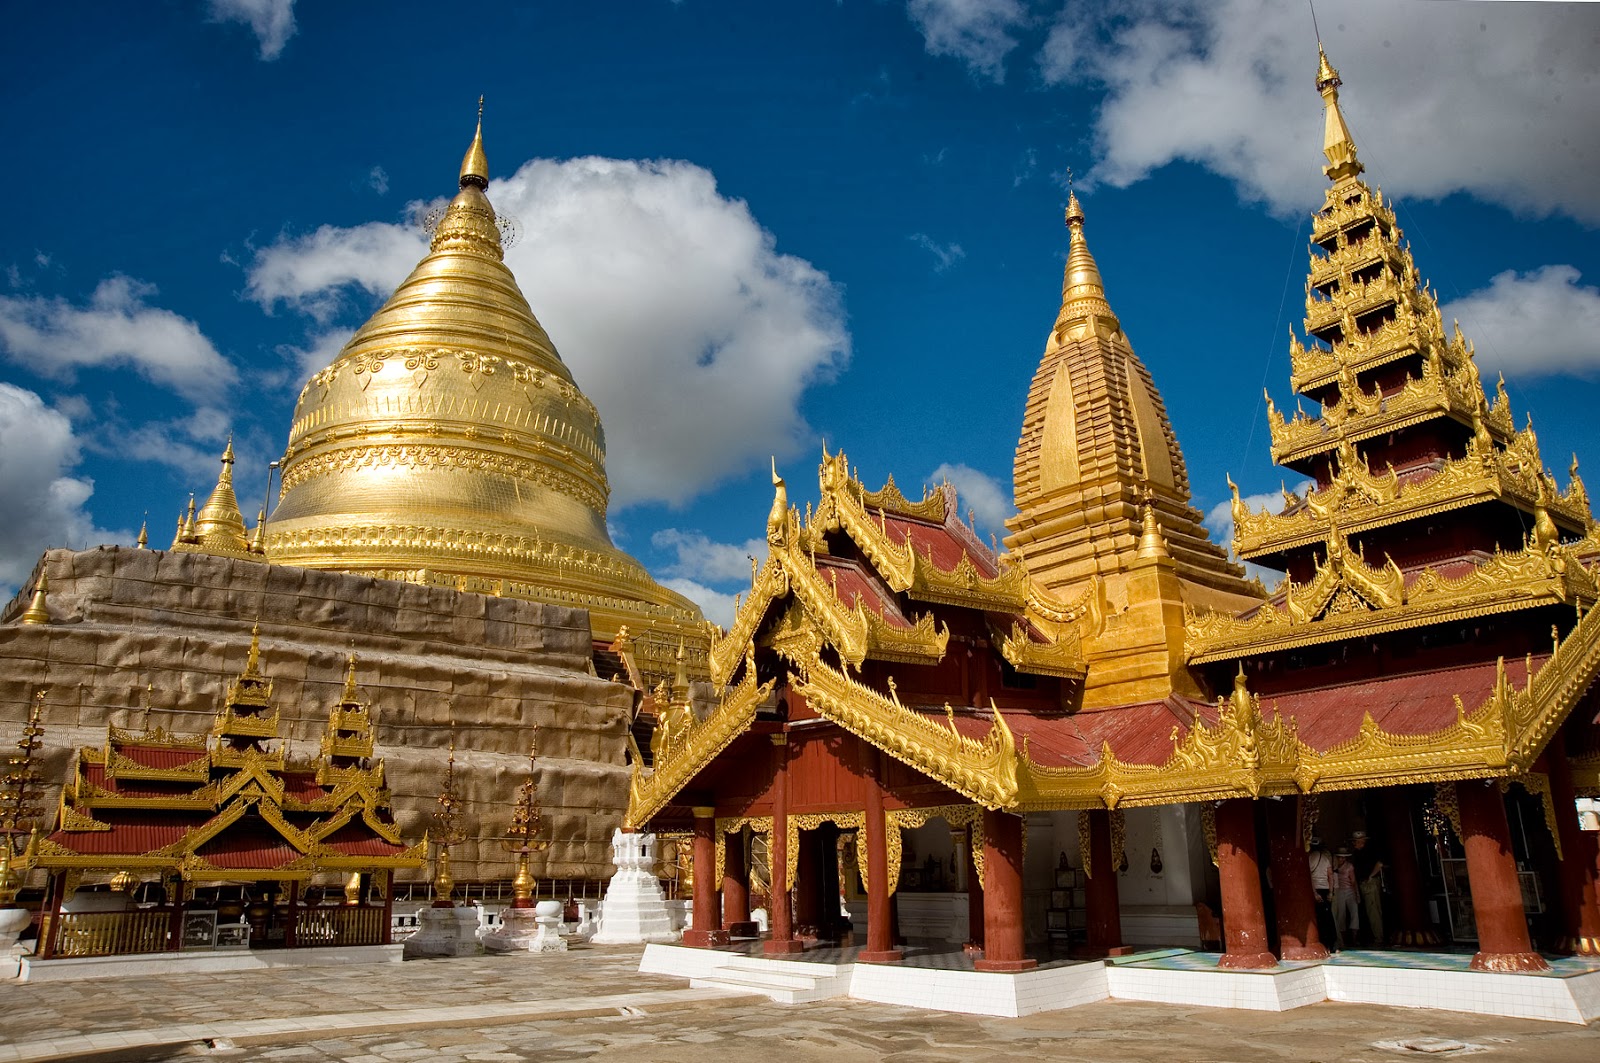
[265,105,704,672]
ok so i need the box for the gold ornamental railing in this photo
[294,905,386,947]
[53,910,170,957]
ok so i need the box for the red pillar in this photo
[1381,786,1439,946]
[1544,751,1600,956]
[794,828,820,935]
[682,807,729,948]
[1457,779,1550,972]
[1265,797,1327,961]
[764,734,803,955]
[859,744,901,963]
[722,830,757,937]
[975,809,1036,972]
[284,880,300,949]
[1215,798,1276,969]
[1081,809,1130,957]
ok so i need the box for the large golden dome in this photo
[265,111,702,647]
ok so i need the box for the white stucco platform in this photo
[641,943,1600,1024]
[18,943,405,983]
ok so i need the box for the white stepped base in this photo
[851,958,1109,1018]
[1325,960,1600,1025]
[1106,962,1327,1012]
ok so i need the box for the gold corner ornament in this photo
[625,659,775,829]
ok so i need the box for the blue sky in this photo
[2,1,1597,623]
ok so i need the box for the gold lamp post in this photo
[430,732,469,908]
[0,692,46,906]
[503,727,548,909]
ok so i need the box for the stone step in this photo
[689,971,846,1005]
[717,954,851,977]
[693,967,821,991]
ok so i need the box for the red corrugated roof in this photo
[197,826,304,869]
[48,814,194,855]
[281,772,329,802]
[883,514,998,578]
[904,699,1211,771]
[115,743,207,769]
[1265,656,1542,753]
[816,556,911,628]
[84,764,205,800]
[321,824,406,857]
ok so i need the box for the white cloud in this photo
[1441,266,1600,380]
[248,222,425,324]
[277,326,355,382]
[0,276,236,403]
[0,384,125,596]
[206,0,297,61]
[907,0,1030,83]
[1039,0,1600,223]
[367,166,390,196]
[1203,479,1312,587]
[909,233,967,272]
[245,155,850,509]
[651,529,768,586]
[661,577,739,630]
[929,462,1014,537]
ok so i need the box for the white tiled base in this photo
[1106,962,1326,1012]
[850,959,1109,1017]
[641,945,1600,1025]
[1324,963,1600,1025]
[19,943,404,983]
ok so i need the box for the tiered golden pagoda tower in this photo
[1006,194,1262,708]
[1187,47,1596,669]
[261,107,704,679]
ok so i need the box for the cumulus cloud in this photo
[909,233,967,272]
[0,384,125,596]
[652,529,768,586]
[245,156,850,508]
[277,326,355,382]
[367,166,390,196]
[1441,266,1600,380]
[0,276,236,403]
[907,0,1031,83]
[661,577,739,630]
[206,0,297,60]
[1039,0,1600,222]
[1203,479,1312,586]
[929,462,1014,536]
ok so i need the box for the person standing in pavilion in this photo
[1331,847,1359,950]
[1351,830,1385,947]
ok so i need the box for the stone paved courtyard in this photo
[2,944,1597,1062]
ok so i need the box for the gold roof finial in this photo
[1056,186,1117,330]
[671,637,690,701]
[20,572,50,625]
[1316,46,1364,183]
[136,516,148,550]
[244,621,263,678]
[1135,490,1169,561]
[182,495,197,540]
[459,95,489,190]
[342,652,360,702]
[767,458,789,546]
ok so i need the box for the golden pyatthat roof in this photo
[264,110,701,639]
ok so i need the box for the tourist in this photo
[1308,837,1335,948]
[1332,847,1359,950]
[1351,830,1385,946]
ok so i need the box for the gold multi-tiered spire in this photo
[1006,193,1260,706]
[171,440,262,560]
[265,101,704,682]
[1186,48,1596,665]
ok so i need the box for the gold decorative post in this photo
[19,574,50,626]
[0,692,46,905]
[503,728,548,909]
[430,733,468,908]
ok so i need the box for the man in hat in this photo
[1331,846,1359,950]
[1307,837,1335,949]
[1351,829,1384,946]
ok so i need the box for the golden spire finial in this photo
[187,440,250,554]
[459,95,489,190]
[342,652,359,702]
[767,458,789,547]
[244,620,262,676]
[1135,491,1168,560]
[136,516,148,550]
[1056,190,1116,330]
[1315,46,1363,182]
[20,572,50,626]
[182,495,197,539]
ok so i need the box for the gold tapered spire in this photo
[136,518,148,550]
[188,438,250,555]
[1056,192,1117,331]
[19,573,49,625]
[459,96,489,189]
[1316,46,1363,183]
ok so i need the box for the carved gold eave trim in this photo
[104,750,210,783]
[1238,431,1589,561]
[860,472,947,523]
[906,548,1028,612]
[626,665,776,829]
[1187,541,1596,664]
[710,555,789,686]
[864,608,951,666]
[989,617,1087,680]
[788,655,1017,810]
[1572,751,1600,794]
